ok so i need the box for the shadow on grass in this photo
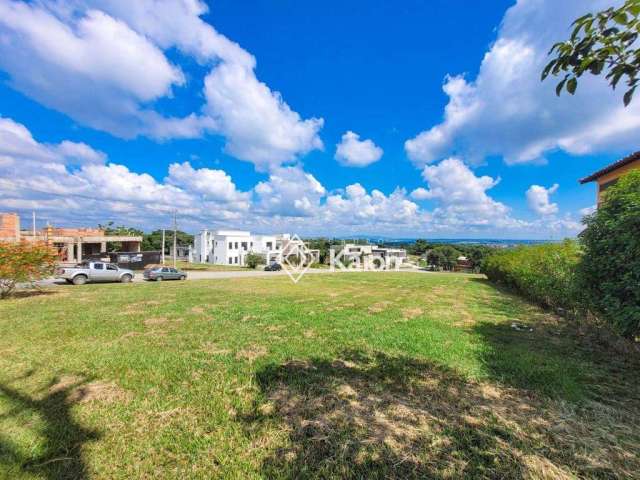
[245,349,630,480]
[468,277,640,401]
[0,372,100,479]
[5,289,59,299]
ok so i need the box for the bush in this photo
[482,240,582,312]
[0,242,58,298]
[578,170,640,339]
[245,253,266,269]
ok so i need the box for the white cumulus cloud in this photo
[253,166,326,217]
[0,116,585,238]
[0,117,248,228]
[526,184,559,216]
[335,131,383,167]
[166,162,250,205]
[203,63,324,171]
[0,116,105,165]
[405,0,638,167]
[417,157,522,229]
[0,0,324,168]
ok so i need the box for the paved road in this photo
[152,268,334,281]
[35,267,334,286]
[34,267,432,287]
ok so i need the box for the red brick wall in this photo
[0,213,20,240]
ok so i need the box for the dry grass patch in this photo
[49,376,129,404]
[251,351,640,479]
[69,381,129,404]
[236,345,268,362]
[143,316,168,326]
[401,307,423,320]
[201,342,231,356]
[368,301,392,313]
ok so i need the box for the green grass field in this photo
[1,273,638,479]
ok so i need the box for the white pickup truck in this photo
[56,262,135,285]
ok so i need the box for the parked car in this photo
[56,262,134,285]
[143,266,187,281]
[264,262,282,272]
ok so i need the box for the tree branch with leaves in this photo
[542,0,640,106]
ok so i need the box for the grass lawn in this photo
[1,273,638,479]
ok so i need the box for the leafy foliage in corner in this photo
[482,241,582,312]
[578,170,640,339]
[542,0,640,106]
[0,242,57,298]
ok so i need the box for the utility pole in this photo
[32,211,36,237]
[173,211,177,268]
[161,229,166,265]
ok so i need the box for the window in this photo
[235,242,238,249]
[250,242,253,248]
[94,263,104,270]
[228,257,233,264]
[235,256,238,264]
[106,264,117,271]
[228,242,233,249]
[162,267,170,272]
[266,242,272,249]
[170,268,177,273]
[241,242,247,250]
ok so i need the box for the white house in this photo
[192,230,319,266]
[335,243,407,268]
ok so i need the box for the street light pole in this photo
[173,211,177,268]
[161,229,165,265]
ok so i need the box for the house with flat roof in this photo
[335,243,407,268]
[580,152,640,207]
[193,230,319,266]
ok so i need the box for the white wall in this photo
[193,231,314,266]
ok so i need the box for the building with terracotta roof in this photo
[580,152,640,207]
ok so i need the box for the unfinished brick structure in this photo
[0,213,142,263]
[0,213,20,241]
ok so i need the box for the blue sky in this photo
[0,0,631,238]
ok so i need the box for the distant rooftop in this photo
[579,151,640,184]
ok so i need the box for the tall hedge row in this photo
[578,171,640,339]
[482,241,582,312]
[482,170,640,340]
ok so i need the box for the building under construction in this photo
[0,213,142,263]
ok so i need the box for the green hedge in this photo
[482,240,582,312]
[578,171,640,339]
[482,171,640,340]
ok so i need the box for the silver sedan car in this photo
[143,266,187,281]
